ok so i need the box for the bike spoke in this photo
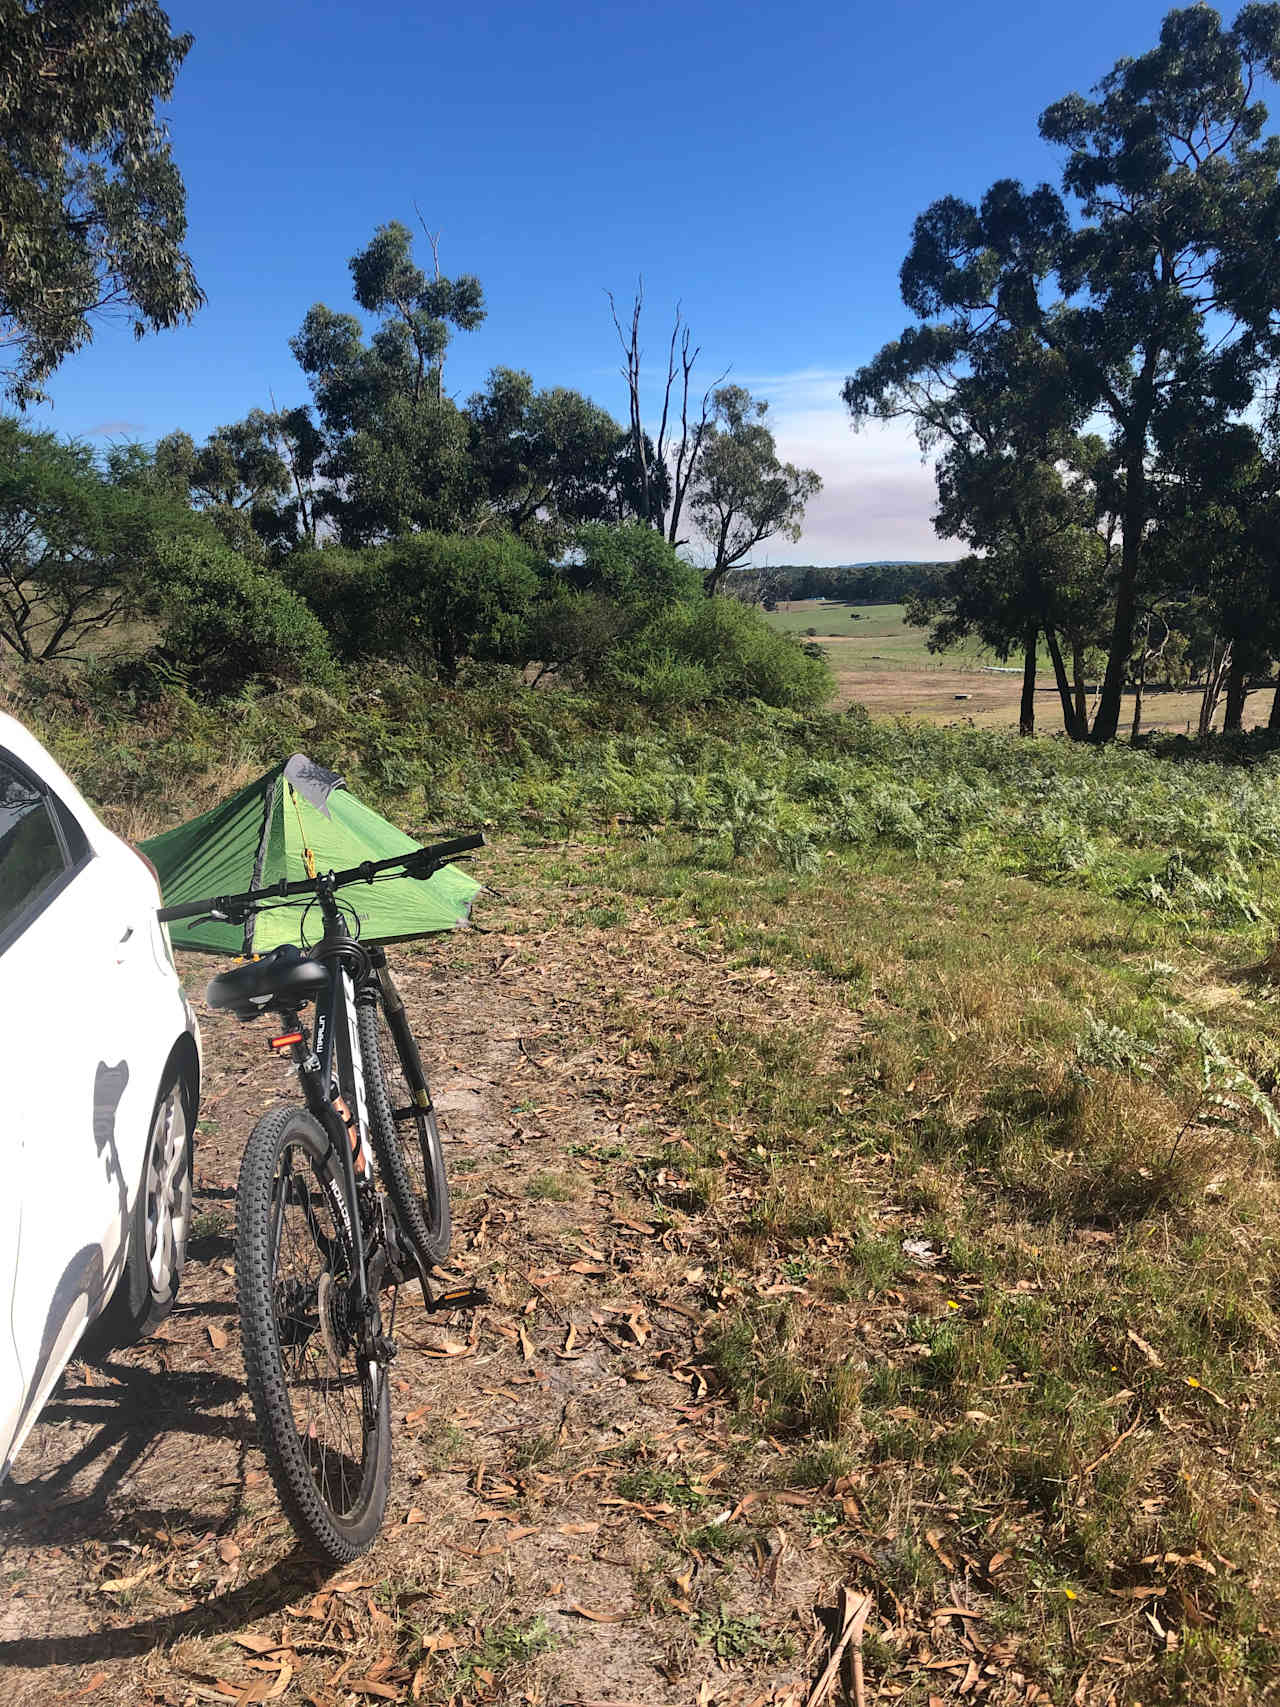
[269,1147,369,1521]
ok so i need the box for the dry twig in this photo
[804,1585,873,1707]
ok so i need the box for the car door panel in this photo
[0,758,125,1467]
[5,857,133,1390]
[0,726,200,1475]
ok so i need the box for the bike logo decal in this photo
[342,971,373,1174]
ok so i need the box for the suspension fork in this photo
[284,970,381,1360]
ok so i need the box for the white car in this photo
[0,712,201,1476]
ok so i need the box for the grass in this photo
[760,600,1270,732]
[763,598,1007,668]
[466,716,1280,1703]
[616,1467,709,1511]
[598,834,1280,1698]
[15,666,1280,1700]
[525,1170,573,1201]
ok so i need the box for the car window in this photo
[0,753,72,946]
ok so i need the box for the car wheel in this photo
[85,1063,194,1352]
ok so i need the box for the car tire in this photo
[84,1062,194,1353]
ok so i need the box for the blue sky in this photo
[27,0,1209,562]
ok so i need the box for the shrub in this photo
[282,543,374,652]
[357,531,541,683]
[532,524,702,686]
[563,523,702,610]
[628,596,833,711]
[153,536,337,694]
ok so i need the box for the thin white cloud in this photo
[751,377,961,565]
[598,357,959,565]
[88,418,146,436]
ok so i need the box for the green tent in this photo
[141,754,480,954]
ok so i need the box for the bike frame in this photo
[272,881,386,1358]
[155,830,487,1326]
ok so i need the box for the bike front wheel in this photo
[358,978,452,1271]
[236,1105,390,1563]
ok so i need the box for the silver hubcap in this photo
[145,1090,191,1294]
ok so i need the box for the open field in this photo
[764,600,989,663]
[766,601,1278,733]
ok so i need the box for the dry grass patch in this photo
[491,834,1280,1703]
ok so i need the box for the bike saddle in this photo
[206,944,331,1018]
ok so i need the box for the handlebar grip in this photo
[157,896,228,924]
[415,832,485,870]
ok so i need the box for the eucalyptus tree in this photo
[149,411,301,559]
[0,418,185,660]
[847,318,1100,735]
[1149,421,1280,730]
[689,386,822,594]
[0,0,203,402]
[291,222,486,544]
[847,5,1280,742]
[467,367,626,548]
[922,441,1110,736]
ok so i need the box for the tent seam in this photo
[246,774,280,955]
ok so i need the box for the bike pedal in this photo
[429,1284,489,1313]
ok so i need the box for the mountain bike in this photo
[157,836,486,1562]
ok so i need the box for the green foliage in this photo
[694,1608,782,1662]
[1166,1010,1280,1145]
[291,223,486,545]
[531,523,702,685]
[149,408,308,560]
[690,385,821,593]
[569,522,702,610]
[0,0,203,403]
[355,530,541,683]
[468,367,626,548]
[24,617,1280,949]
[615,1466,707,1509]
[280,543,371,646]
[151,535,336,694]
[625,596,833,711]
[747,562,950,604]
[0,417,188,660]
[846,4,1280,742]
[453,1616,556,1690]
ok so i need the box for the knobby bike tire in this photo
[357,983,452,1272]
[236,1105,390,1563]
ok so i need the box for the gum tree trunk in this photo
[1072,643,1089,734]
[1020,626,1037,736]
[1223,654,1248,733]
[1045,628,1084,739]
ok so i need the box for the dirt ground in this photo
[817,641,1277,734]
[0,904,870,1707]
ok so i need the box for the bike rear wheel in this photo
[236,1105,390,1563]
[358,977,452,1270]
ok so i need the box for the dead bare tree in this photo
[607,281,726,544]
[1130,607,1171,741]
[1199,635,1234,737]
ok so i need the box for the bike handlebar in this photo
[156,832,485,925]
